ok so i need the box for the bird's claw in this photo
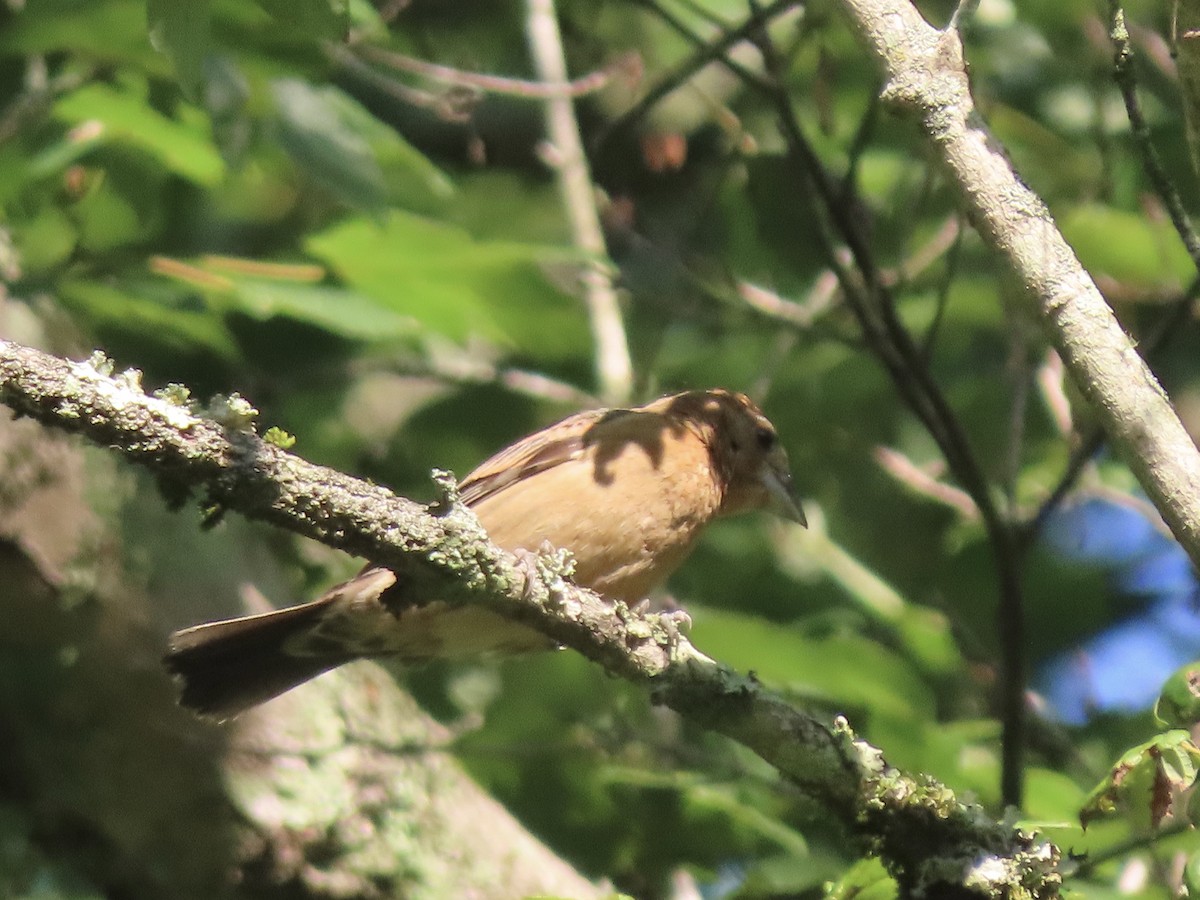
[511,547,543,601]
[512,542,576,602]
[659,608,692,642]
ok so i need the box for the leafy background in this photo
[2,0,1200,896]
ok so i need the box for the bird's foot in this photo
[658,608,693,641]
[512,542,576,602]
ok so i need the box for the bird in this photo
[164,389,805,718]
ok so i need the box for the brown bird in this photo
[165,389,804,718]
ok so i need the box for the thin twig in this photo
[737,274,840,328]
[916,218,965,364]
[598,0,797,149]
[325,43,465,117]
[353,42,638,100]
[874,446,979,520]
[383,348,599,407]
[1010,2,1200,544]
[1036,350,1074,439]
[1003,304,1034,513]
[747,19,1029,808]
[1071,820,1191,879]
[525,0,633,403]
[1109,2,1200,271]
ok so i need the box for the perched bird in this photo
[165,389,804,718]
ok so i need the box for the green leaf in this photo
[271,80,454,213]
[1155,662,1200,729]
[1080,730,1200,830]
[221,277,418,340]
[253,0,347,39]
[23,124,107,184]
[989,104,1104,198]
[599,766,808,856]
[272,79,388,214]
[57,279,239,363]
[826,857,898,900]
[1059,204,1194,289]
[0,0,167,73]
[1021,767,1088,826]
[147,0,212,95]
[305,210,589,358]
[688,607,935,719]
[73,169,166,253]
[11,206,77,276]
[53,84,225,186]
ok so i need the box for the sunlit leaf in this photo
[53,84,225,186]
[305,210,589,358]
[1080,730,1200,829]
[688,607,935,718]
[1059,204,1193,289]
[1155,662,1200,729]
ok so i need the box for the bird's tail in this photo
[164,595,352,720]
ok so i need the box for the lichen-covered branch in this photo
[0,338,1061,898]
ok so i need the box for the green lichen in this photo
[85,350,113,376]
[206,392,259,430]
[154,383,193,407]
[264,426,296,449]
[114,367,143,392]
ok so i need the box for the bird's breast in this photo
[470,428,721,603]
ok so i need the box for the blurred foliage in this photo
[3,0,1200,896]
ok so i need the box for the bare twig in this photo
[384,347,599,407]
[1109,2,1200,271]
[599,0,797,148]
[325,43,463,117]
[525,0,633,403]
[840,0,1200,563]
[873,445,979,520]
[915,216,966,363]
[353,42,638,100]
[1036,350,1074,438]
[737,274,840,328]
[743,15,1033,807]
[1002,304,1034,512]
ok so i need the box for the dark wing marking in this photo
[458,407,616,507]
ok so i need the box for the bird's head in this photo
[669,390,806,525]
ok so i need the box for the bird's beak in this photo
[760,464,807,527]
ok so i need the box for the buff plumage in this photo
[165,389,804,717]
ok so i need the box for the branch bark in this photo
[836,0,1200,568]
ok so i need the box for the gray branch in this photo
[0,338,1060,898]
[838,0,1200,568]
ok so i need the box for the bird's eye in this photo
[755,426,776,451]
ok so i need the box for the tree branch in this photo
[837,0,1200,572]
[525,0,633,403]
[0,338,1061,898]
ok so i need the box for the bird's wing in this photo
[457,406,615,507]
